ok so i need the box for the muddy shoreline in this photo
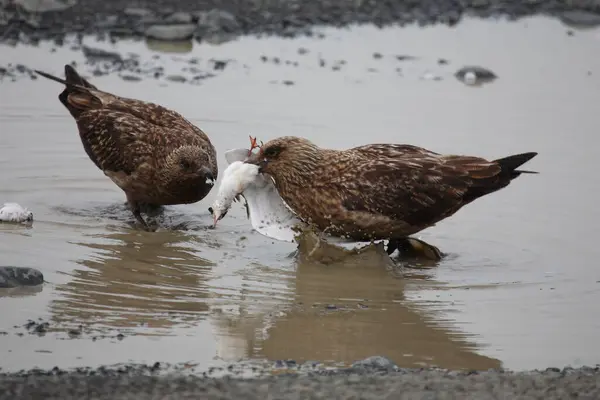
[1,363,599,399]
[1,0,598,85]
[2,0,600,48]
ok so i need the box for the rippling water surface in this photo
[1,15,600,372]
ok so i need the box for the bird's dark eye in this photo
[263,145,282,158]
[180,159,192,169]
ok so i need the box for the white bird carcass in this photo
[0,203,34,223]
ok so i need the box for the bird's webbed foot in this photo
[387,237,443,261]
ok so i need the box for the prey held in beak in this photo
[244,152,267,171]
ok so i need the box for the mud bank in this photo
[1,363,599,400]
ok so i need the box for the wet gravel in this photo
[1,362,599,399]
[1,0,599,86]
[2,0,600,47]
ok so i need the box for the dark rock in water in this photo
[165,74,187,83]
[559,11,600,28]
[352,356,398,371]
[145,24,196,41]
[455,65,497,84]
[68,329,82,338]
[211,60,228,71]
[0,267,44,288]
[192,73,215,81]
[82,46,122,63]
[34,322,49,334]
[22,319,50,334]
[120,74,142,82]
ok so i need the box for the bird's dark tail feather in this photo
[34,65,100,117]
[494,152,539,179]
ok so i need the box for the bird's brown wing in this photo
[107,97,211,144]
[350,143,441,158]
[337,153,502,227]
[75,109,172,175]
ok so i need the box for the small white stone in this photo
[464,71,477,85]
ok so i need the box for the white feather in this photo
[0,203,34,223]
[211,161,261,218]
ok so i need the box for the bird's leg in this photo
[140,203,164,218]
[386,239,399,255]
[307,227,332,258]
[307,233,322,258]
[129,201,153,232]
[391,237,443,261]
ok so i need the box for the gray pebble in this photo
[165,75,187,83]
[120,74,142,82]
[0,266,44,288]
[82,46,122,62]
[164,12,194,24]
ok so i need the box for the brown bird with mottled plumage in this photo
[35,65,218,230]
[244,136,538,256]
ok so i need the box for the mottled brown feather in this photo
[246,136,537,241]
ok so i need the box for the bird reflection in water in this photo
[211,234,502,371]
[50,229,216,334]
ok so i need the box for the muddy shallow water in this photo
[1,16,600,372]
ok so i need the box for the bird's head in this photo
[168,145,217,188]
[208,200,229,228]
[243,136,320,180]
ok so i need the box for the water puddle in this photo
[1,15,600,372]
